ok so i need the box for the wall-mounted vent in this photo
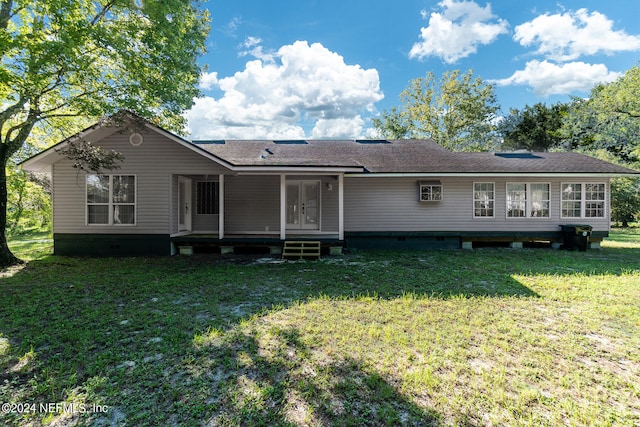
[129,132,144,146]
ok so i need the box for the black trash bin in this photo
[560,224,592,251]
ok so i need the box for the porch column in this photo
[280,174,286,240]
[218,174,225,239]
[338,174,344,241]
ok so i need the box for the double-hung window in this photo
[506,183,550,218]
[473,182,494,218]
[561,183,606,218]
[87,174,136,225]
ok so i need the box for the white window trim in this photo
[473,182,495,218]
[419,181,443,202]
[506,182,551,219]
[561,182,607,219]
[86,174,137,226]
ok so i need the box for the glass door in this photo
[301,181,319,229]
[286,180,320,230]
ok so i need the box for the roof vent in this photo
[129,132,143,146]
[259,147,275,160]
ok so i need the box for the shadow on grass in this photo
[1,244,639,425]
[200,326,439,426]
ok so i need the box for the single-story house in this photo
[21,112,640,256]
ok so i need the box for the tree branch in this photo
[4,106,40,158]
[0,0,13,31]
[0,97,28,139]
[90,0,118,25]
[614,109,640,118]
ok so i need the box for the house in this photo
[21,112,640,256]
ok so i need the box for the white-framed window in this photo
[87,174,136,225]
[419,181,442,201]
[561,182,606,218]
[473,182,494,218]
[506,183,550,218]
[196,181,219,215]
[506,183,526,218]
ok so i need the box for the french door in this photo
[286,180,320,230]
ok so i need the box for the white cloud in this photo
[514,9,640,61]
[409,0,509,63]
[311,117,365,139]
[198,71,218,90]
[491,60,621,96]
[220,17,242,38]
[238,36,275,62]
[186,40,384,139]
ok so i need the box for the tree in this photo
[559,67,640,223]
[0,0,210,266]
[7,167,51,234]
[373,70,500,151]
[561,66,640,163]
[611,177,640,227]
[497,102,568,152]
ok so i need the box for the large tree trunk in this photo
[0,149,22,267]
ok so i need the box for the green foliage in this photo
[6,168,51,235]
[373,70,500,151]
[498,102,569,152]
[561,66,640,163]
[559,67,640,226]
[0,0,210,266]
[56,139,124,173]
[611,177,640,227]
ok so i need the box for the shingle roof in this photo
[192,139,639,175]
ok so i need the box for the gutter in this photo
[344,172,640,178]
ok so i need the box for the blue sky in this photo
[186,0,640,140]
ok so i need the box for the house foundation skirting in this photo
[344,230,608,250]
[53,230,609,257]
[54,233,172,257]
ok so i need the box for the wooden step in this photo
[282,240,321,259]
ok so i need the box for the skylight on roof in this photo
[192,140,225,145]
[495,152,542,159]
[274,140,308,144]
[355,139,390,144]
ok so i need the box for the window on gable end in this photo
[87,174,136,225]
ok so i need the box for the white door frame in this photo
[178,176,192,232]
[286,180,320,230]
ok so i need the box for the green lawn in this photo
[1,231,639,426]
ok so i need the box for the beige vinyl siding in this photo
[222,175,340,234]
[53,129,230,234]
[320,177,339,232]
[225,175,281,233]
[344,177,610,233]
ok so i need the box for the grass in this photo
[1,231,639,426]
